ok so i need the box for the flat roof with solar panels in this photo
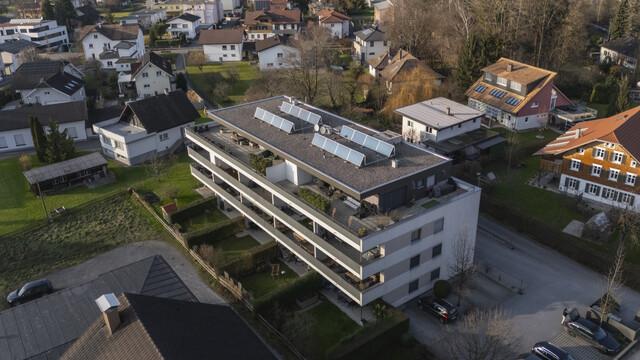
[394,97,485,130]
[205,96,450,194]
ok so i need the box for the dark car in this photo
[562,308,620,354]
[530,341,575,360]
[7,279,53,306]
[417,296,457,324]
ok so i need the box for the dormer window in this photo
[510,81,522,92]
[496,76,507,86]
[484,72,491,81]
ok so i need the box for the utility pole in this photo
[37,182,52,223]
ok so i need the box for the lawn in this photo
[186,62,259,106]
[305,300,359,356]
[421,200,439,209]
[217,235,260,261]
[240,261,299,298]
[178,208,229,232]
[0,192,168,311]
[588,102,609,119]
[196,108,210,124]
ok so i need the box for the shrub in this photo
[154,39,182,47]
[590,82,610,104]
[183,217,245,248]
[18,155,32,171]
[299,188,330,212]
[166,197,216,224]
[252,271,323,315]
[433,279,451,298]
[218,241,278,276]
[248,154,272,176]
[197,244,225,269]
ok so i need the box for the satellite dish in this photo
[314,124,320,132]
[320,126,327,135]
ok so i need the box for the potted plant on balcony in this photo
[358,227,367,236]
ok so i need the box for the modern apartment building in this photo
[185,96,481,306]
[0,19,69,49]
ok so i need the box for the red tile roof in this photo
[161,203,178,213]
[318,10,351,23]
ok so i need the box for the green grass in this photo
[588,102,609,119]
[195,108,210,124]
[217,235,260,261]
[178,208,229,232]
[0,192,168,311]
[306,300,359,355]
[186,62,259,106]
[240,261,299,298]
[421,200,439,209]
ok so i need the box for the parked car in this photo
[561,308,620,354]
[530,341,575,360]
[7,279,53,306]
[417,296,457,324]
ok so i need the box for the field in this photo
[186,62,259,106]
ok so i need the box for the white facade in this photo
[203,40,244,62]
[167,17,201,39]
[258,44,298,70]
[353,36,388,62]
[133,63,172,98]
[21,87,86,106]
[321,21,349,39]
[560,173,640,212]
[0,19,69,49]
[403,116,482,143]
[467,98,544,131]
[183,2,223,25]
[81,26,145,70]
[1,52,19,75]
[600,46,637,70]
[222,0,240,11]
[119,9,167,29]
[0,121,87,153]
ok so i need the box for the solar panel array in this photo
[339,125,395,157]
[254,107,295,133]
[489,88,507,99]
[312,133,365,167]
[474,84,487,93]
[280,102,322,126]
[505,97,521,106]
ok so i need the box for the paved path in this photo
[46,240,227,305]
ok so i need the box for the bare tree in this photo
[144,154,167,182]
[403,127,420,144]
[20,47,42,63]
[187,50,206,72]
[382,67,441,117]
[385,0,431,59]
[448,224,476,306]
[599,244,625,326]
[285,25,332,103]
[198,244,226,269]
[446,308,522,360]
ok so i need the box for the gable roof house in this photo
[371,49,444,92]
[600,36,640,71]
[353,27,388,63]
[534,106,640,212]
[119,8,167,30]
[166,13,202,40]
[0,39,38,75]
[130,51,173,99]
[200,28,245,62]
[317,10,351,39]
[256,34,298,70]
[11,60,86,106]
[93,90,199,165]
[73,5,102,25]
[242,9,302,41]
[79,24,145,72]
[465,57,576,131]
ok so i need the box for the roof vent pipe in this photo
[391,158,399,168]
[507,63,513,72]
[446,107,451,115]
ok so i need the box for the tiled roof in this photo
[131,51,173,79]
[354,27,384,41]
[378,49,443,82]
[245,9,301,24]
[317,10,351,23]
[535,106,640,161]
[0,39,38,54]
[199,28,244,45]
[124,90,200,133]
[78,24,140,41]
[601,36,640,58]
[0,101,88,132]
[255,34,291,52]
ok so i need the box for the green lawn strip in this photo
[216,235,260,261]
[179,209,230,232]
[186,62,259,105]
[587,103,609,119]
[305,300,359,356]
[240,261,299,298]
[421,200,438,209]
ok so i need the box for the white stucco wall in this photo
[0,121,87,152]
[203,42,243,62]
[258,44,298,70]
[402,116,482,143]
[134,62,172,98]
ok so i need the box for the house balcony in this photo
[550,105,597,123]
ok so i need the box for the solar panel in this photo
[474,84,487,93]
[311,133,365,167]
[280,102,322,126]
[505,97,521,106]
[254,107,295,133]
[339,125,395,157]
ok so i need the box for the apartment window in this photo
[409,255,420,269]
[277,53,283,58]
[594,147,605,159]
[631,160,637,168]
[411,229,421,242]
[0,136,6,148]
[569,159,581,171]
[101,135,112,146]
[14,134,25,146]
[107,61,113,66]
[591,164,602,177]
[231,54,236,57]
[267,63,273,67]
[156,71,162,76]
[230,45,235,50]
[144,84,150,88]
[427,175,435,187]
[114,140,123,150]
[430,268,440,282]
[417,179,425,189]
[369,52,375,55]
[496,76,507,86]
[626,173,637,186]
[222,45,227,50]
[93,34,98,39]
[408,279,419,294]
[602,188,617,200]
[434,218,444,233]
[567,178,578,190]
[609,169,620,181]
[182,24,188,28]
[604,142,615,149]
[510,81,522,92]
[223,54,228,57]
[407,120,413,127]
[159,133,169,141]
[66,127,77,139]
[587,183,600,195]
[612,151,624,164]
[432,244,442,258]
[88,43,94,49]
[142,72,149,78]
[621,193,634,204]
[531,102,539,108]
[369,41,374,47]
[251,34,255,39]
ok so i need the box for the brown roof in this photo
[379,50,444,82]
[318,10,351,23]
[78,24,140,41]
[131,51,173,79]
[161,203,178,213]
[535,106,640,161]
[255,34,291,52]
[482,57,554,86]
[245,9,301,24]
[199,28,244,45]
[368,49,393,70]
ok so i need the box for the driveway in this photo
[46,240,226,305]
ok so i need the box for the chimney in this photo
[95,294,121,336]
[391,158,399,168]
[507,63,513,72]
[446,107,451,115]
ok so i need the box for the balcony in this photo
[551,105,597,123]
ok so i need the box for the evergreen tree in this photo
[44,121,74,164]
[610,0,631,40]
[54,0,76,28]
[103,10,116,24]
[29,116,48,162]
[616,76,632,113]
[41,0,55,20]
[454,33,503,91]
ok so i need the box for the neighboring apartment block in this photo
[535,106,640,211]
[242,9,302,41]
[131,51,173,98]
[186,96,481,306]
[79,24,145,71]
[465,58,574,131]
[0,39,37,75]
[0,19,69,49]
[353,28,388,62]
[200,28,244,62]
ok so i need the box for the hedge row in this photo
[299,188,330,212]
[167,197,217,224]
[252,271,324,315]
[248,154,273,176]
[154,39,182,47]
[326,307,409,360]
[218,241,279,276]
[480,194,640,291]
[184,216,245,248]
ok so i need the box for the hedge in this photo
[218,241,279,276]
[154,39,182,47]
[252,271,324,315]
[184,216,245,248]
[248,154,272,176]
[167,197,217,224]
[326,307,409,360]
[299,188,330,212]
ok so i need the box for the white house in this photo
[0,19,69,49]
[93,91,199,165]
[79,24,145,71]
[222,0,241,12]
[317,10,350,39]
[0,101,88,153]
[183,2,223,25]
[599,36,640,71]
[166,13,201,39]
[0,39,38,75]
[11,60,86,106]
[119,8,167,30]
[256,35,298,70]
[131,51,173,99]
[200,28,244,62]
[353,28,388,62]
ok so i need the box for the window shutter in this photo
[564,177,568,187]
[589,165,593,174]
[630,196,635,206]
[605,151,610,161]
[609,152,615,161]
[592,148,597,157]
[575,180,580,189]
[622,155,627,165]
[596,185,601,196]
[617,191,623,202]
[620,173,627,183]
[605,170,609,179]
